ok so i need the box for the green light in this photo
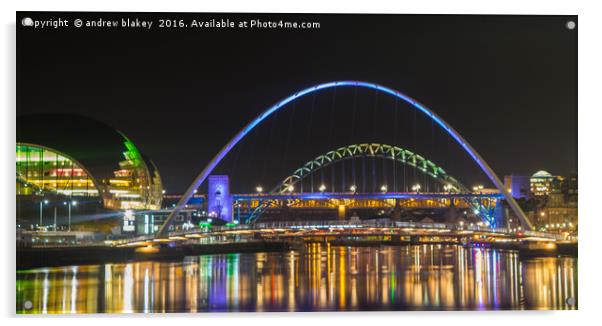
[122,139,142,167]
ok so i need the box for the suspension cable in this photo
[328,88,337,192]
[281,100,297,189]
[350,88,358,191]
[305,93,317,193]
[371,90,379,192]
[261,102,279,188]
[393,97,398,192]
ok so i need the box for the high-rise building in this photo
[530,170,562,196]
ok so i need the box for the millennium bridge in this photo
[114,80,567,248]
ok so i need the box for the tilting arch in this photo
[157,81,532,236]
[274,143,468,194]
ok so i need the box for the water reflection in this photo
[16,244,577,313]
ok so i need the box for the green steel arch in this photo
[246,143,472,223]
[274,143,468,194]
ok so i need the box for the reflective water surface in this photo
[16,244,577,313]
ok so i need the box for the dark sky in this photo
[17,12,577,194]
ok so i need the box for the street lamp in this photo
[256,185,263,194]
[319,184,326,192]
[443,184,452,193]
[411,184,421,193]
[63,200,77,232]
[287,185,294,193]
[350,185,357,193]
[39,199,49,230]
[380,185,387,193]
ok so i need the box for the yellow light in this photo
[109,179,131,184]
[135,245,160,253]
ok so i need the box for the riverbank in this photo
[17,241,291,270]
[17,240,577,270]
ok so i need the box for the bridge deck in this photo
[232,192,504,201]
[116,220,564,247]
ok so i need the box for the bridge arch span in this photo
[245,142,481,223]
[274,143,468,194]
[157,81,532,235]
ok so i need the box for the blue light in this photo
[208,175,232,222]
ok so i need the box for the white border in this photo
[1,1,600,325]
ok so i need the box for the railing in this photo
[162,219,561,239]
[108,219,566,246]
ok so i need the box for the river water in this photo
[16,244,577,313]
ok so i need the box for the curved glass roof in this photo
[17,114,164,210]
[16,143,100,197]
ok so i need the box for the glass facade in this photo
[104,138,163,210]
[529,170,562,196]
[16,144,98,197]
[16,142,163,210]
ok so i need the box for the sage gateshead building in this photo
[16,114,164,221]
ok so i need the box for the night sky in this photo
[17,12,577,194]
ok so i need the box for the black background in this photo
[17,12,577,193]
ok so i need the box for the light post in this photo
[350,185,357,193]
[380,185,387,193]
[319,184,326,192]
[256,185,263,194]
[287,185,294,193]
[472,185,484,194]
[411,184,421,194]
[53,206,57,231]
[64,200,77,232]
[443,184,452,193]
[39,199,49,229]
